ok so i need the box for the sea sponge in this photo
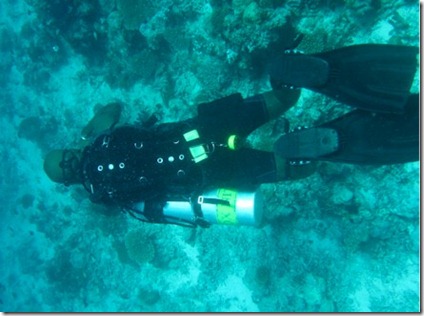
[125,229,155,264]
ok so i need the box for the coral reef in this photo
[18,116,60,153]
[45,246,89,295]
[124,229,156,264]
[117,0,163,31]
[0,0,419,312]
[25,0,108,65]
[137,287,161,306]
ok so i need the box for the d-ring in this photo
[134,142,143,149]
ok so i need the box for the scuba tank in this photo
[132,188,264,227]
[196,188,263,226]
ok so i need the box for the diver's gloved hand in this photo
[81,102,122,140]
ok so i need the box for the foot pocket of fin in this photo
[269,54,329,89]
[274,127,339,160]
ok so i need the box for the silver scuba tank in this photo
[132,189,264,227]
[163,188,264,226]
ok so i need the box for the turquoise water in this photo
[0,0,420,312]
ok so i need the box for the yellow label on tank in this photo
[216,188,238,225]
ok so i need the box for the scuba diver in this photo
[43,44,419,228]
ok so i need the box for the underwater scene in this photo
[0,0,420,312]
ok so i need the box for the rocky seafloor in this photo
[0,0,419,312]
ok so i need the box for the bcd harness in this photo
[80,124,242,205]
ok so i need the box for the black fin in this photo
[270,44,418,113]
[318,93,419,164]
[269,54,329,88]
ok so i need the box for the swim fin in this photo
[269,44,418,113]
[274,94,419,165]
[319,93,419,164]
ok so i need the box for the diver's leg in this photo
[204,148,315,188]
[197,89,299,142]
[197,93,267,142]
[233,149,316,183]
[273,94,419,165]
[274,155,316,181]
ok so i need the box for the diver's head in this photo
[44,149,82,185]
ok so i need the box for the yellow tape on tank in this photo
[216,188,238,225]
